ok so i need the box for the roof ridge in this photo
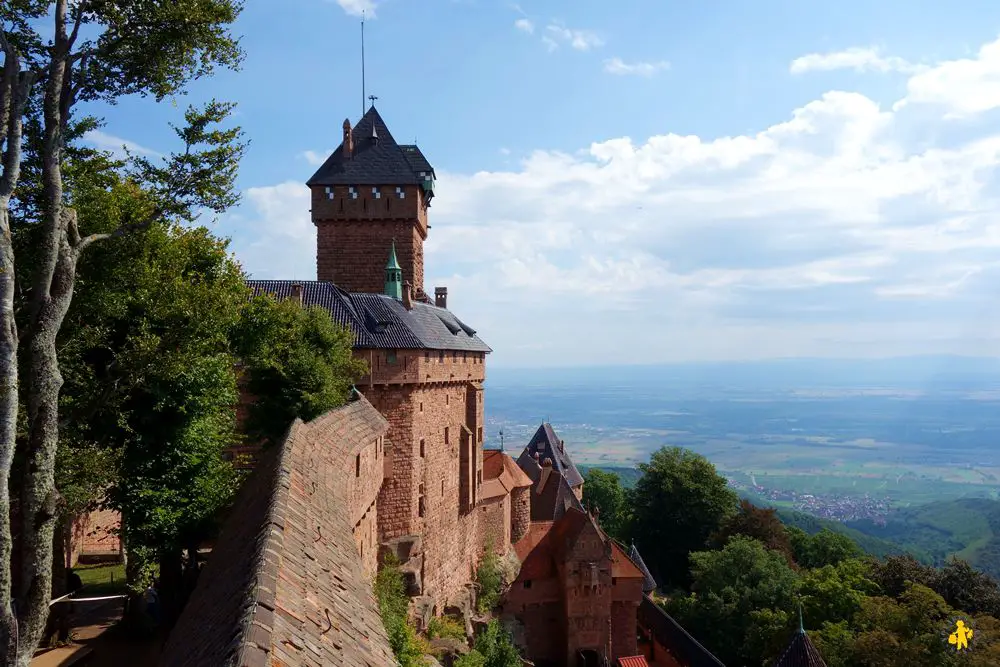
[233,418,303,667]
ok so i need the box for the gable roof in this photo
[517,423,584,487]
[160,394,394,667]
[517,457,585,522]
[306,106,433,186]
[774,629,827,667]
[629,543,658,594]
[247,280,491,353]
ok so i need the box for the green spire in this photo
[384,241,402,299]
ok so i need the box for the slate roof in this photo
[517,423,584,488]
[637,596,726,667]
[517,456,586,522]
[160,394,395,667]
[247,280,491,353]
[629,543,658,594]
[773,629,827,667]
[307,106,434,187]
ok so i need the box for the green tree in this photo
[665,536,800,666]
[792,528,862,568]
[581,468,628,541]
[850,583,958,667]
[630,447,738,589]
[711,498,794,563]
[0,3,244,660]
[232,295,366,447]
[469,620,521,667]
[799,558,879,629]
[374,555,424,667]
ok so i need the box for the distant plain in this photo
[483,356,1000,507]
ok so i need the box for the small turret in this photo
[384,242,403,299]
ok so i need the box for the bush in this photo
[427,615,467,641]
[469,620,521,667]
[476,547,504,613]
[375,555,424,667]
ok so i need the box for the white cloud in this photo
[790,46,923,75]
[301,149,332,166]
[229,35,1000,365]
[83,130,163,159]
[543,23,603,52]
[603,58,670,77]
[514,18,534,34]
[335,0,375,18]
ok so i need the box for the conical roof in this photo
[628,543,657,594]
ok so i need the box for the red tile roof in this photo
[481,450,534,500]
[618,656,649,667]
[161,393,395,667]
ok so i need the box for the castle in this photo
[160,106,761,666]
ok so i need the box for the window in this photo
[439,350,444,362]
[420,402,424,413]
[478,427,483,442]
[355,454,360,477]
[425,351,430,361]
[446,394,449,406]
[441,480,445,496]
[463,352,467,361]
[444,427,450,445]
[386,350,397,364]
[612,577,618,586]
[524,580,532,589]
[420,439,425,458]
[452,351,457,361]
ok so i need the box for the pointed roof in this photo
[306,106,434,186]
[629,543,657,594]
[517,423,584,487]
[386,241,401,271]
[773,627,827,667]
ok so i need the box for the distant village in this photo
[725,477,891,525]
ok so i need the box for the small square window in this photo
[524,580,532,589]
[386,350,397,364]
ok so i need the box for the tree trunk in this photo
[14,6,76,661]
[0,204,20,667]
[0,33,31,666]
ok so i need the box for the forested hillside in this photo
[583,455,1000,665]
[846,498,1000,579]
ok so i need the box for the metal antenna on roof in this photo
[361,11,366,119]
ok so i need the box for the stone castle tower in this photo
[307,109,436,296]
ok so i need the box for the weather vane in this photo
[369,94,378,109]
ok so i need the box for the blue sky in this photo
[84,1,1000,366]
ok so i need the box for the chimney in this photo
[342,118,353,159]
[435,287,448,309]
[290,283,303,305]
[402,280,413,311]
[537,458,553,494]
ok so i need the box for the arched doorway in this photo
[576,648,601,667]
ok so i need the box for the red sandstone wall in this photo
[510,487,530,545]
[362,357,488,607]
[518,602,564,665]
[349,433,385,578]
[357,349,486,387]
[312,184,429,293]
[611,601,639,659]
[72,509,122,563]
[477,496,510,554]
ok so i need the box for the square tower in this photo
[306,107,436,295]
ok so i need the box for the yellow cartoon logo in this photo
[949,619,973,651]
